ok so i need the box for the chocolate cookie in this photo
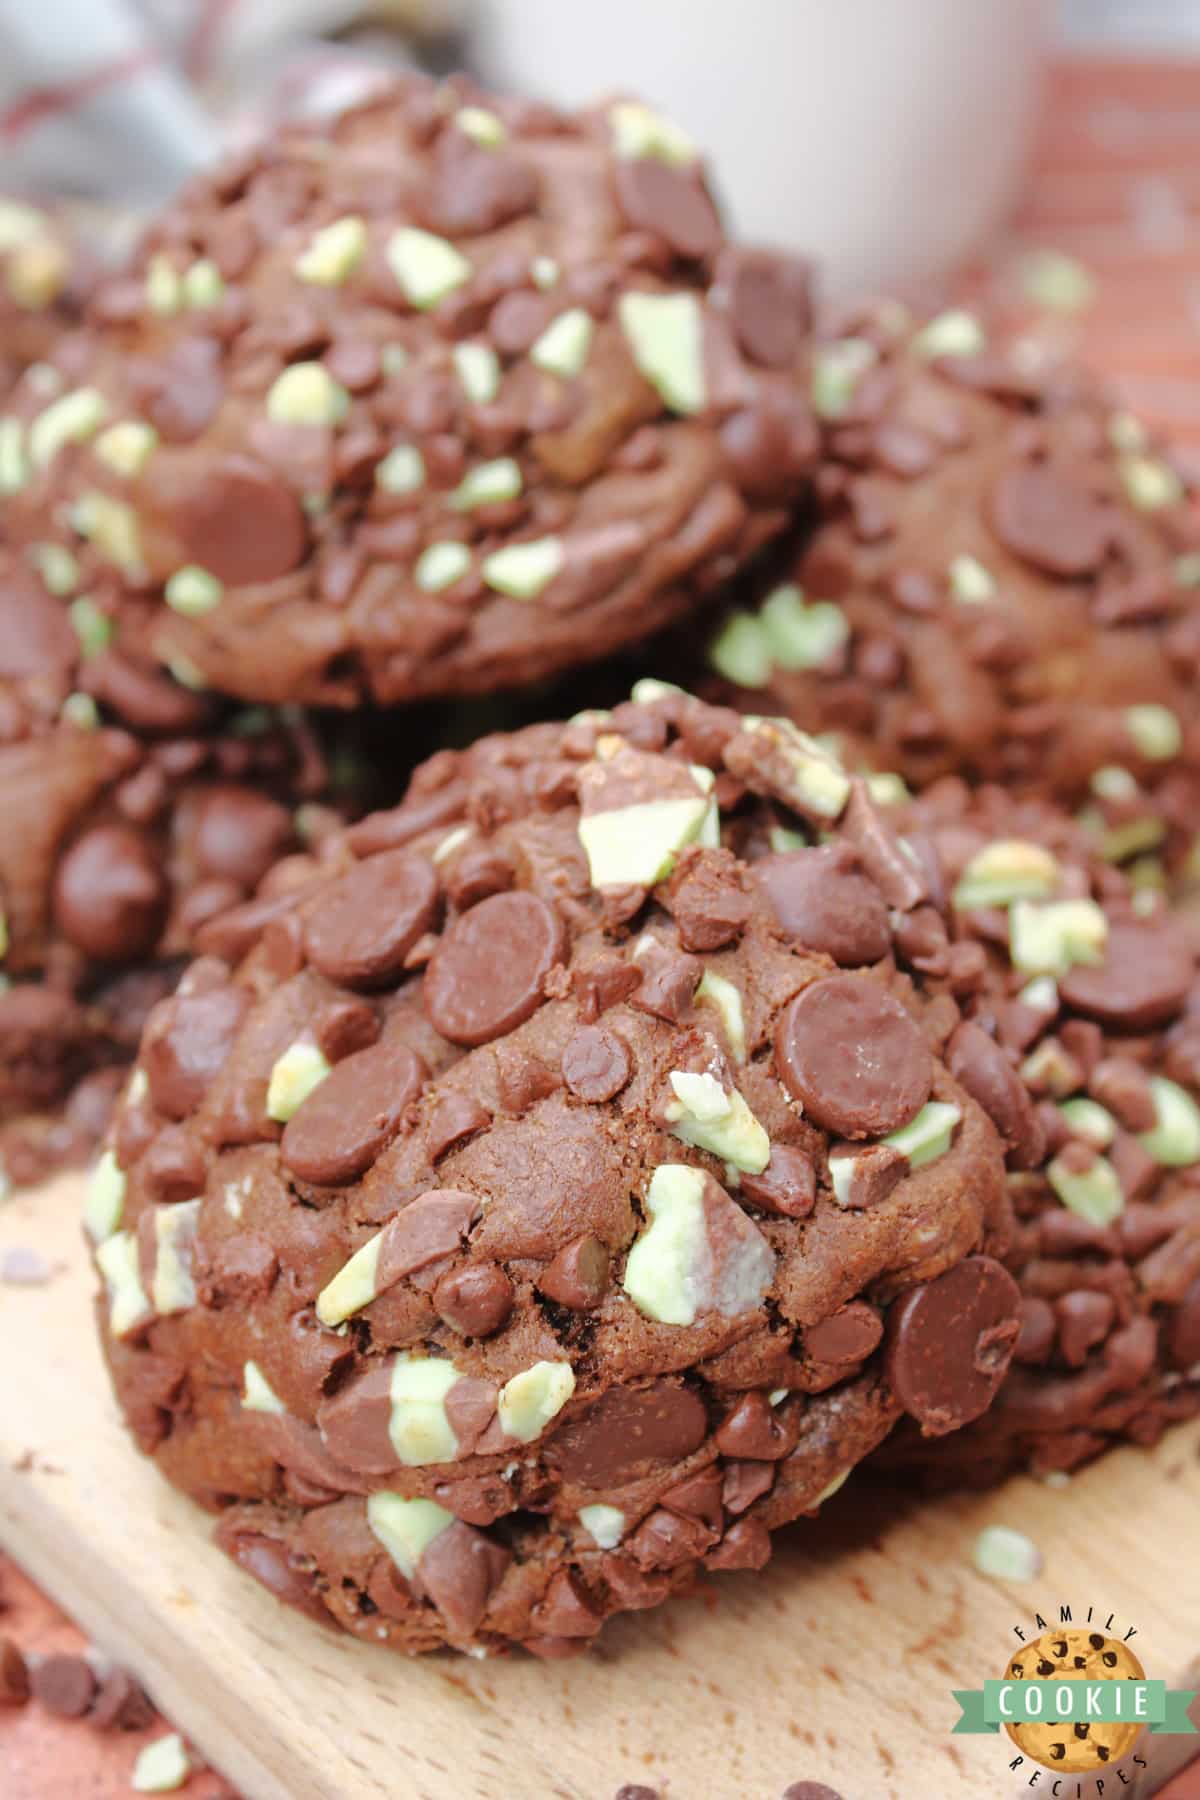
[0,199,87,397]
[2,77,816,709]
[702,300,1200,865]
[0,552,349,1136]
[88,687,1017,1656]
[874,778,1200,1488]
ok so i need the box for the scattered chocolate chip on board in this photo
[0,76,817,709]
[89,688,1026,1656]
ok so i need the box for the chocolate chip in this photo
[1059,923,1193,1030]
[573,953,642,1020]
[803,1301,884,1367]
[304,850,439,989]
[191,784,294,890]
[740,1145,817,1218]
[948,1020,1045,1168]
[1166,1276,1200,1370]
[532,1569,604,1639]
[775,976,932,1137]
[214,1520,330,1624]
[561,1026,631,1103]
[52,824,169,963]
[143,984,249,1117]
[626,1508,718,1571]
[660,1464,724,1531]
[705,1516,771,1570]
[545,1380,707,1484]
[423,135,537,237]
[721,1459,775,1515]
[281,1037,425,1185]
[139,1125,207,1202]
[0,1638,29,1704]
[613,158,722,260]
[782,1785,845,1800]
[169,455,308,586]
[417,1518,509,1636]
[87,1668,155,1732]
[756,846,890,967]
[713,1391,797,1460]
[988,463,1112,577]
[427,1091,491,1162]
[31,1652,98,1717]
[884,1255,1022,1435]
[312,996,379,1064]
[720,247,811,369]
[433,1262,513,1337]
[1056,1290,1115,1367]
[538,1236,610,1310]
[424,891,564,1047]
[1013,1296,1057,1365]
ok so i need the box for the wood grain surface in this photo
[1,1173,1197,1800]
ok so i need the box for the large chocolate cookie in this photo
[89,688,1017,1656]
[702,300,1200,864]
[0,552,349,1143]
[1,77,816,708]
[874,778,1200,1487]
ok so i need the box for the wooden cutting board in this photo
[1,1173,1197,1800]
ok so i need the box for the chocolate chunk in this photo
[532,1570,603,1639]
[433,1262,513,1337]
[1056,1290,1115,1368]
[755,846,890,966]
[885,1255,1022,1435]
[31,1652,98,1717]
[722,1460,775,1515]
[561,1026,631,1103]
[627,938,701,1023]
[1013,1296,1057,1365]
[948,1021,1045,1168]
[988,463,1112,577]
[281,1038,425,1184]
[1059,924,1193,1030]
[660,1464,724,1531]
[1166,1276,1200,1370]
[775,976,932,1137]
[546,1381,707,1484]
[424,892,564,1046]
[304,851,439,989]
[663,847,751,952]
[538,1236,610,1310]
[143,984,249,1117]
[740,1145,816,1218]
[52,824,169,962]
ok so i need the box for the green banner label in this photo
[953,1680,1198,1735]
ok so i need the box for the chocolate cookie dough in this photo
[0,553,345,1134]
[89,686,1017,1656]
[0,199,87,397]
[1,76,816,709]
[703,300,1200,868]
[874,779,1200,1487]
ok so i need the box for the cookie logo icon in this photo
[1003,1630,1145,1772]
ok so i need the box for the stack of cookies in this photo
[3,72,1198,1657]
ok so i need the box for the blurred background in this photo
[3,0,1200,448]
